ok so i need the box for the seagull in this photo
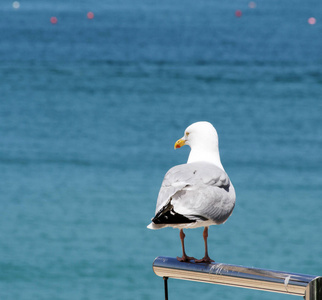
[147,121,236,263]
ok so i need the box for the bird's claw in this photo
[176,255,196,262]
[195,256,214,264]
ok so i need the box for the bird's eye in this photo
[185,132,190,137]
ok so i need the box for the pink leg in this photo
[195,227,214,263]
[176,229,196,262]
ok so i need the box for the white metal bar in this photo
[153,256,322,299]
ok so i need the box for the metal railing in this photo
[153,256,322,300]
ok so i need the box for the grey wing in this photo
[154,162,235,224]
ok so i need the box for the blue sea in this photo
[1,0,322,299]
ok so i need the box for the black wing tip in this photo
[152,208,196,225]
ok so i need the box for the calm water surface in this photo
[1,0,322,299]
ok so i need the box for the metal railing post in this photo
[163,276,169,300]
[305,276,322,300]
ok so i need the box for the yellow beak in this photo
[174,138,186,149]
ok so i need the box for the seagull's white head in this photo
[174,121,224,169]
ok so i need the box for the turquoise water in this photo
[1,0,322,299]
